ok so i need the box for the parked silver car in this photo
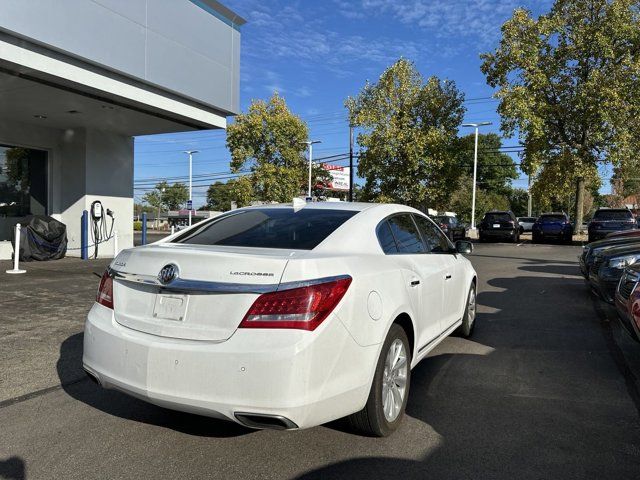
[517,216,537,233]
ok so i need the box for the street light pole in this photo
[301,140,321,198]
[184,150,198,226]
[462,122,492,231]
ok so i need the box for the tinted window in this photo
[519,217,536,222]
[387,215,427,254]
[172,208,356,250]
[539,214,567,223]
[414,215,451,253]
[484,212,512,222]
[376,221,399,254]
[593,209,633,221]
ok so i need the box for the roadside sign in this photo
[187,200,193,210]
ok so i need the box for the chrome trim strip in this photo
[417,318,462,354]
[109,268,351,294]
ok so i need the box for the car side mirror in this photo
[455,240,473,254]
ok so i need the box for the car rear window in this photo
[539,215,566,222]
[171,208,357,250]
[484,213,511,222]
[519,217,536,222]
[592,210,633,221]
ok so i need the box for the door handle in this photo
[410,280,420,287]
[445,274,452,280]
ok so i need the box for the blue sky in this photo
[134,0,610,207]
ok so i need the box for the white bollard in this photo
[113,230,119,257]
[171,225,175,235]
[6,223,26,274]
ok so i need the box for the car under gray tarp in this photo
[13,216,67,261]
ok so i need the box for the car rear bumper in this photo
[480,229,516,239]
[83,303,376,429]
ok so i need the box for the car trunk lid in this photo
[109,244,294,341]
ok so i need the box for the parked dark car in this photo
[532,213,573,244]
[588,208,636,243]
[606,229,640,239]
[432,215,466,241]
[517,217,537,233]
[589,243,640,303]
[478,211,519,243]
[580,235,640,279]
[615,263,640,343]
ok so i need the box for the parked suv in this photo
[532,213,573,244]
[479,211,519,243]
[580,235,640,279]
[588,208,636,243]
[432,215,466,241]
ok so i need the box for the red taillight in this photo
[96,270,114,309]
[239,277,352,331]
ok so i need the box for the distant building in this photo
[0,0,244,258]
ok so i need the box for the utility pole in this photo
[349,125,354,202]
[184,150,198,226]
[462,122,492,231]
[300,140,321,199]
[527,175,532,217]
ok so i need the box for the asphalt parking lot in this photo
[1,242,639,479]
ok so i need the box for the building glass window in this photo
[0,145,48,240]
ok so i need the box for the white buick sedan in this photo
[83,202,477,437]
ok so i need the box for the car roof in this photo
[239,202,377,212]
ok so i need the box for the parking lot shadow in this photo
[0,456,25,480]
[57,333,251,438]
[518,264,582,276]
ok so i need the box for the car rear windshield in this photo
[539,215,566,222]
[171,208,357,250]
[592,210,633,221]
[519,217,536,222]
[484,213,511,222]
[433,216,453,224]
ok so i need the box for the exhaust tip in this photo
[84,369,101,387]
[234,412,298,430]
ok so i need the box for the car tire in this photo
[588,234,595,243]
[512,231,519,243]
[347,324,411,437]
[457,283,477,338]
[532,233,540,244]
[519,226,524,235]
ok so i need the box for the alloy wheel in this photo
[381,339,408,422]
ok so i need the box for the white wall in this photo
[0,121,134,259]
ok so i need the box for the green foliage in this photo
[206,181,233,211]
[449,177,510,224]
[456,133,518,196]
[133,221,142,231]
[346,59,465,209]
[506,188,530,216]
[481,0,640,222]
[142,181,189,210]
[226,93,326,203]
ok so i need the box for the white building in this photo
[0,0,244,258]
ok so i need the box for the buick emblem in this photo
[158,263,179,285]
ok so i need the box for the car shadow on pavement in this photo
[0,456,26,480]
[518,264,582,276]
[57,333,251,438]
[299,272,640,479]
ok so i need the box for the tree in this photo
[481,0,640,231]
[206,181,233,211]
[506,188,530,216]
[449,176,510,224]
[142,181,189,211]
[345,59,465,209]
[456,133,518,196]
[226,93,328,203]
